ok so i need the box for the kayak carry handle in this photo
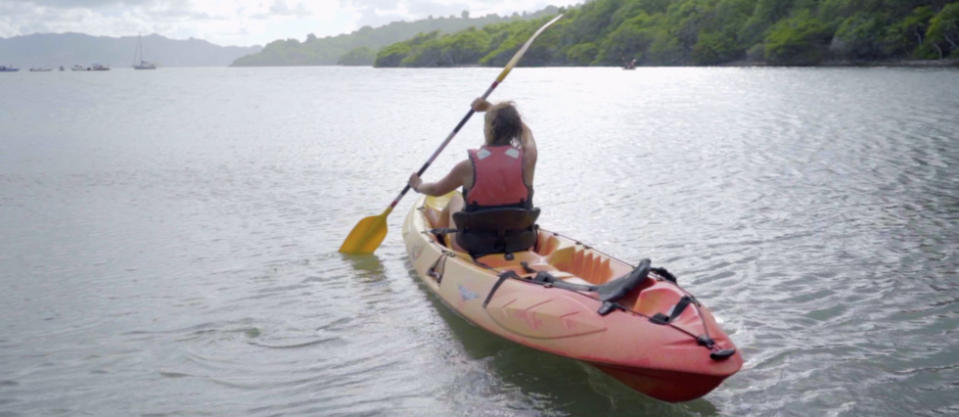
[710,349,736,361]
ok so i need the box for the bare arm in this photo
[409,159,472,196]
[521,122,537,185]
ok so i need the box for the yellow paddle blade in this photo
[338,208,392,254]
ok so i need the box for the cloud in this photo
[3,0,159,9]
[249,0,313,19]
[0,0,577,46]
[269,0,312,17]
[406,0,470,17]
[0,0,328,45]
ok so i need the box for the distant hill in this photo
[231,8,560,66]
[0,33,261,68]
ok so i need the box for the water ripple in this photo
[1,67,957,416]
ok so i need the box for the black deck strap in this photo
[526,271,597,293]
[428,228,457,246]
[651,266,677,283]
[650,295,693,324]
[696,335,715,349]
[531,270,556,284]
[649,313,671,324]
[483,270,520,308]
[598,301,626,316]
[519,261,537,274]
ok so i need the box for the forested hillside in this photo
[375,0,959,67]
[231,9,558,66]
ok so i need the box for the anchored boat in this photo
[133,35,157,70]
[403,192,742,402]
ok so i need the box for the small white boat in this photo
[133,61,157,70]
[132,35,157,70]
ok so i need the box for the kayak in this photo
[403,192,743,402]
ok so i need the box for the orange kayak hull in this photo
[403,193,742,402]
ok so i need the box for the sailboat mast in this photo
[135,35,142,64]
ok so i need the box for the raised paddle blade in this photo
[496,14,564,84]
[338,208,391,254]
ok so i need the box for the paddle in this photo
[339,14,564,255]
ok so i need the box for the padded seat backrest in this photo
[453,207,540,258]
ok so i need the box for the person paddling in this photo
[408,97,538,256]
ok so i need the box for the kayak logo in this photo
[458,284,479,303]
[410,241,425,261]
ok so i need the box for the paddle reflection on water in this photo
[411,267,721,416]
[341,253,387,283]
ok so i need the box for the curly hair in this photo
[484,102,522,146]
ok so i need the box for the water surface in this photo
[1,66,958,416]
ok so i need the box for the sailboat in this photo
[133,35,157,70]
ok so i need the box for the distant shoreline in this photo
[364,58,959,69]
[718,58,959,68]
[6,61,958,70]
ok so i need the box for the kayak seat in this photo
[596,259,651,312]
[453,207,540,259]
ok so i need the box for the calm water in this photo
[1,66,957,416]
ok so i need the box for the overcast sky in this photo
[0,0,582,46]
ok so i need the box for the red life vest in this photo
[464,145,531,209]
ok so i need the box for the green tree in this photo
[401,33,446,66]
[693,30,743,63]
[370,0,959,68]
[441,28,492,65]
[596,14,658,64]
[479,21,537,66]
[338,46,376,65]
[926,3,959,57]
[884,6,936,57]
[566,42,599,64]
[763,11,832,65]
[374,43,411,67]
[740,0,796,45]
[564,0,628,45]
[647,29,686,64]
[830,12,888,60]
